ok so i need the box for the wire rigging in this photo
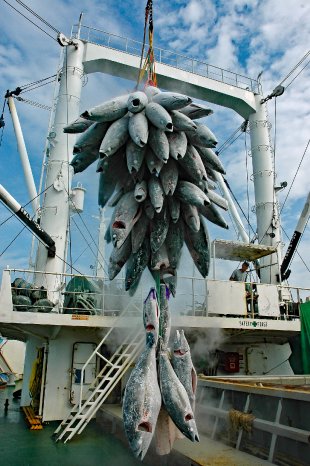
[14,0,60,34]
[279,49,310,87]
[2,0,58,42]
[280,138,310,214]
[15,96,52,111]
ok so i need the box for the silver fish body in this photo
[99,114,129,158]
[167,131,187,160]
[179,103,213,120]
[98,171,117,208]
[111,191,141,248]
[207,189,228,210]
[148,177,165,213]
[146,147,164,176]
[63,116,94,134]
[199,203,229,229]
[151,243,170,270]
[128,112,149,147]
[172,330,197,409]
[70,149,98,173]
[165,218,184,269]
[167,196,180,223]
[131,212,149,253]
[152,92,192,111]
[123,332,161,460]
[144,199,155,219]
[160,158,178,196]
[134,180,148,202]
[73,122,109,154]
[126,139,146,174]
[144,85,161,101]
[143,288,160,344]
[108,235,132,280]
[150,206,169,253]
[159,284,171,349]
[82,94,129,122]
[186,122,218,148]
[127,91,148,114]
[148,126,170,163]
[181,203,200,232]
[175,180,210,208]
[170,111,197,131]
[184,217,210,277]
[125,237,150,290]
[107,188,124,207]
[159,345,199,442]
[178,144,207,181]
[196,147,225,174]
[145,102,173,132]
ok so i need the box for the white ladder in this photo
[54,320,144,443]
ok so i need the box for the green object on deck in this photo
[300,302,310,373]
[63,276,102,315]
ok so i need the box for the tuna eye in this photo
[132,98,140,107]
[185,413,193,421]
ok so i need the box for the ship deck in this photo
[0,386,141,466]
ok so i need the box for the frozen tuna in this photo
[127,91,148,114]
[145,102,173,132]
[128,112,148,147]
[82,94,129,122]
[111,191,141,248]
[63,116,94,134]
[152,92,192,111]
[99,114,129,157]
[172,330,197,409]
[123,332,161,460]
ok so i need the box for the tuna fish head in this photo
[173,330,190,356]
[143,288,160,344]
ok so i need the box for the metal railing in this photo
[71,24,259,93]
[4,268,308,320]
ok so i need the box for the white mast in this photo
[7,96,38,216]
[34,40,84,294]
[249,96,282,284]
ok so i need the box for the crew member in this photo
[229,261,249,281]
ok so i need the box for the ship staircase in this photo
[54,309,144,443]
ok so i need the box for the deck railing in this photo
[2,268,308,320]
[71,24,259,93]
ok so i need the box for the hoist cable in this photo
[285,59,310,90]
[2,0,58,42]
[280,138,310,215]
[279,49,310,86]
[14,0,60,34]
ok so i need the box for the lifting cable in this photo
[0,195,83,274]
[280,138,310,215]
[261,49,310,103]
[2,0,59,42]
[137,0,157,88]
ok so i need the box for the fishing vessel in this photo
[0,4,309,466]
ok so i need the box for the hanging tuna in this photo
[66,86,229,293]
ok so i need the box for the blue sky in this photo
[0,0,309,289]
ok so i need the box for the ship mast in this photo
[34,40,84,296]
[249,95,282,284]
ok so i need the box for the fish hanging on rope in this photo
[65,86,230,293]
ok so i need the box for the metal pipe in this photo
[281,191,310,279]
[0,184,55,257]
[7,96,38,215]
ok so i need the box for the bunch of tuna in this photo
[65,87,229,292]
[122,286,198,460]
